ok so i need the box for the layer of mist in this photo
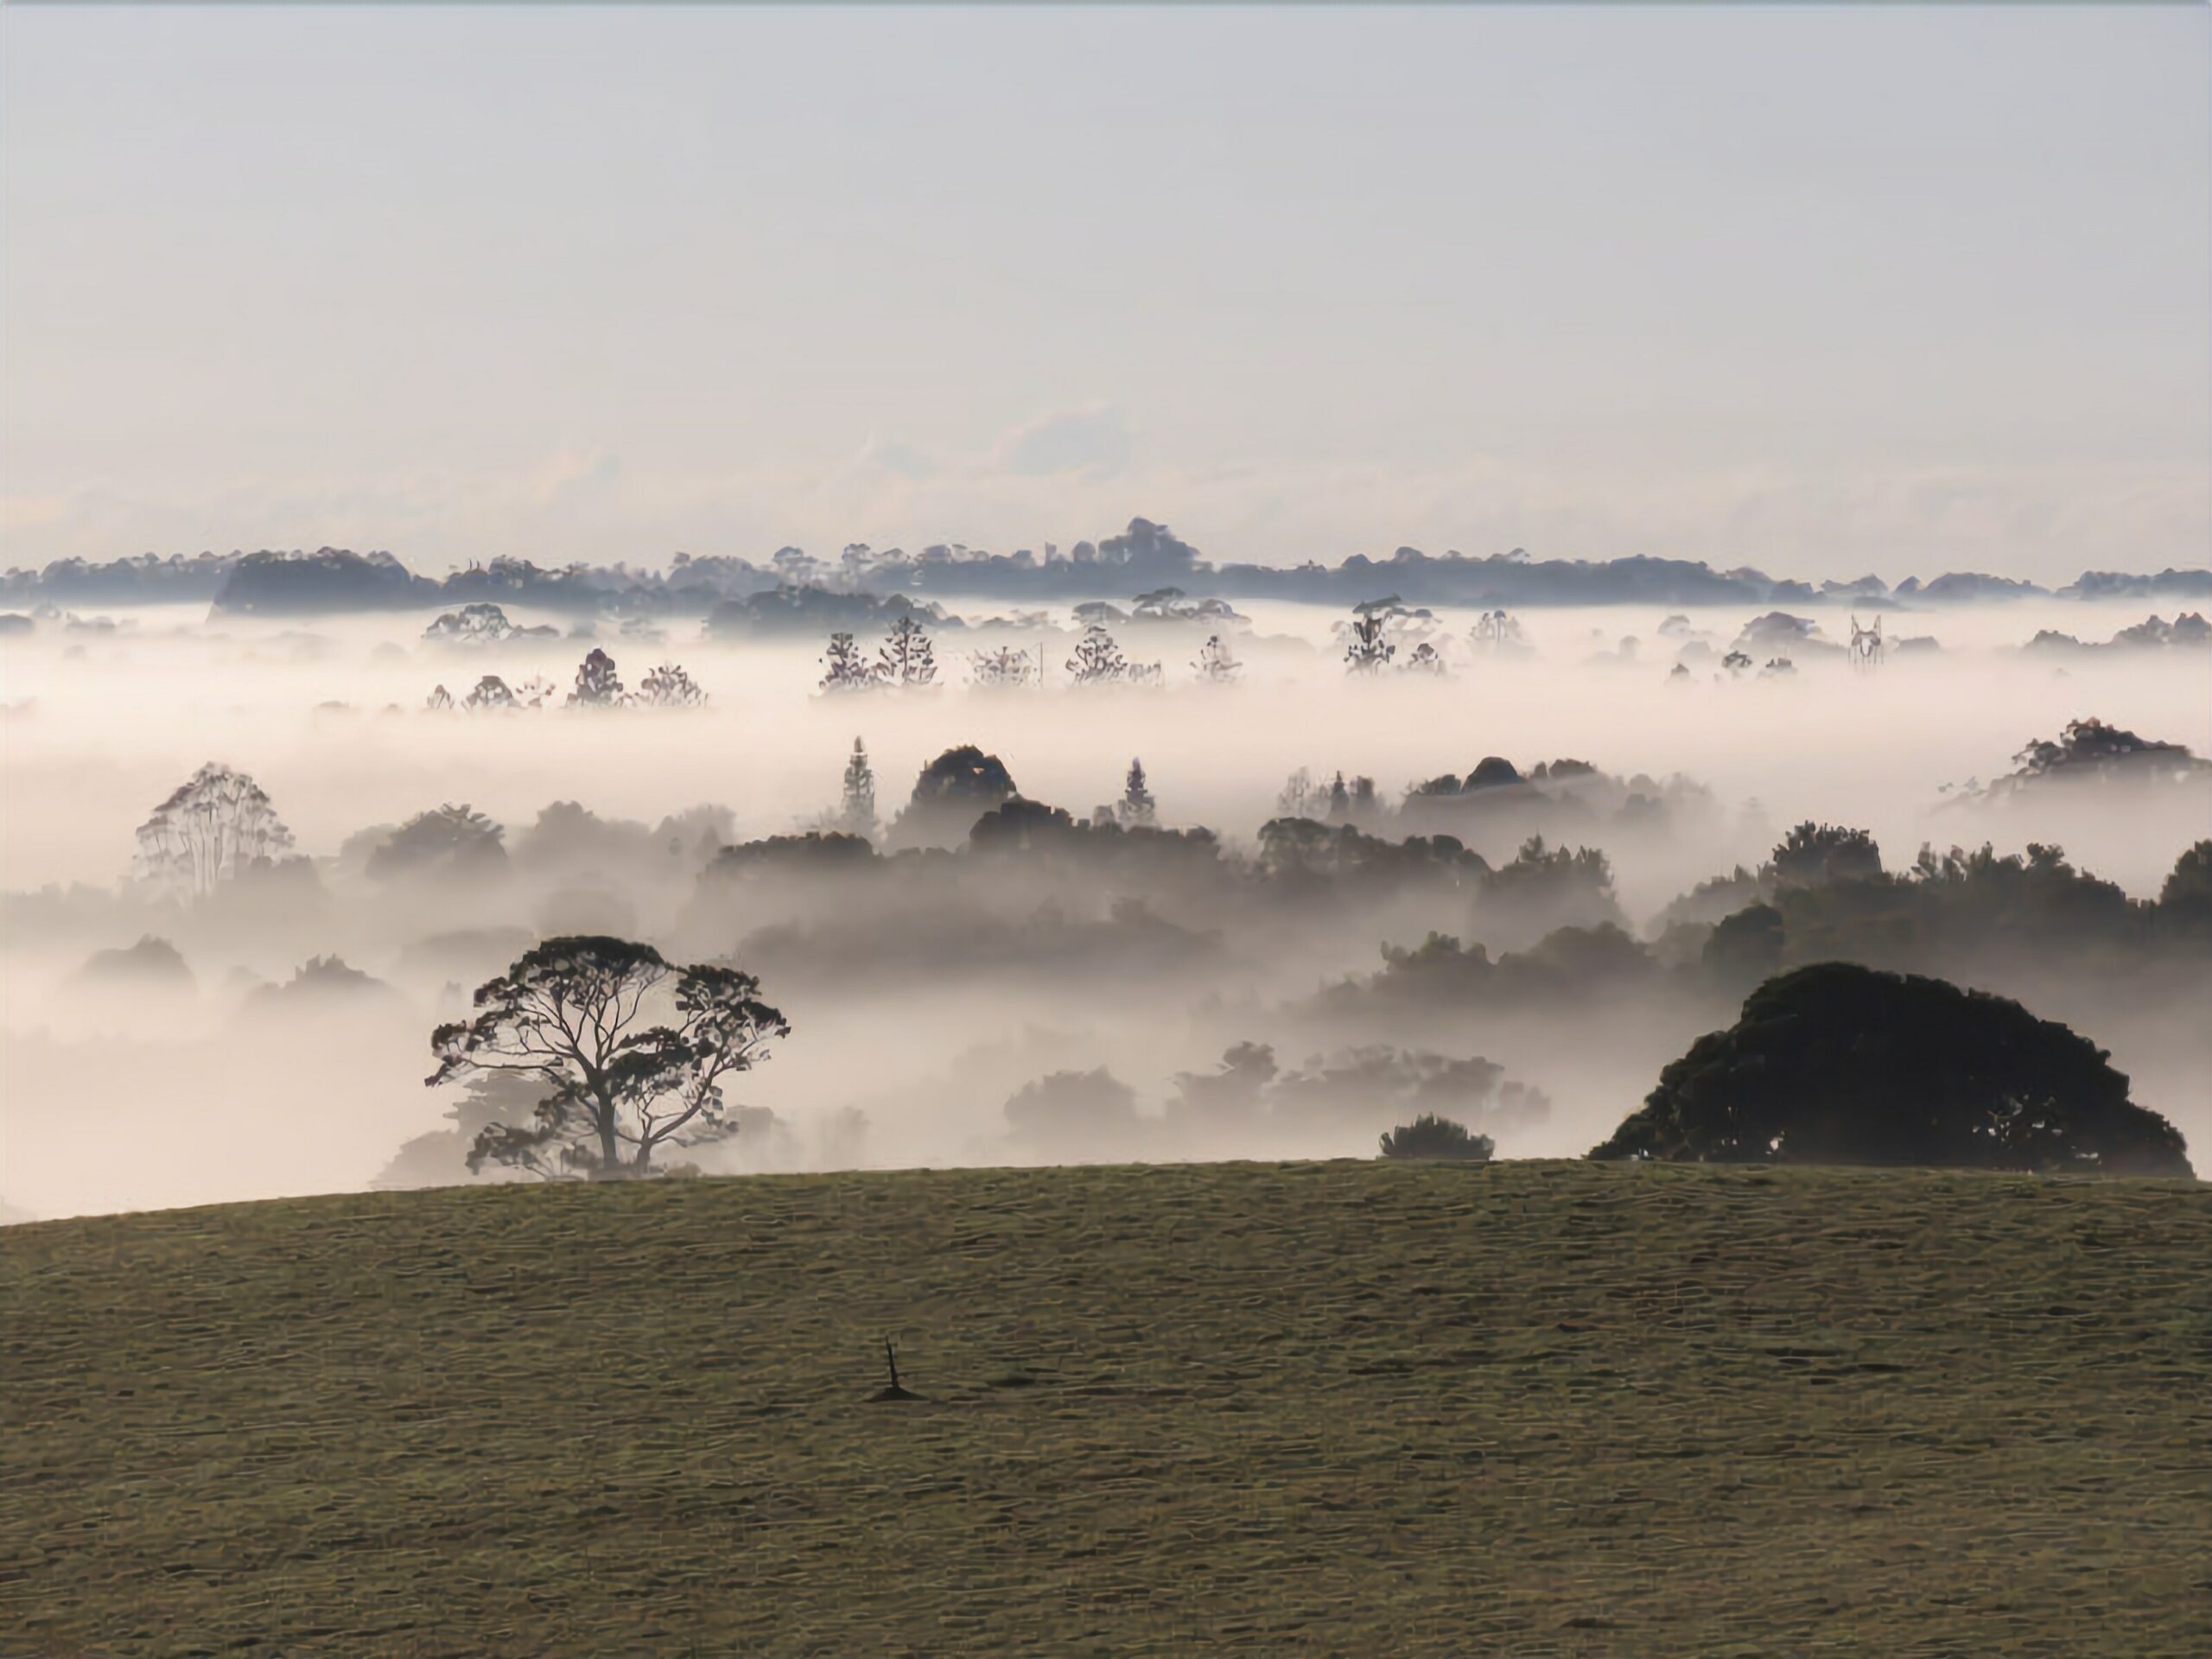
[3,593,2206,1219]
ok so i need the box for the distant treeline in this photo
[7,518,2208,618]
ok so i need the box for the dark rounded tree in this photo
[887,744,1020,849]
[1592,963,2190,1177]
[1378,1114,1494,1162]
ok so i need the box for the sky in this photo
[3,4,2206,583]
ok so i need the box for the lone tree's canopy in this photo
[1592,963,2190,1177]
[429,935,790,1179]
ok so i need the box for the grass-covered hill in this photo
[4,1161,2208,1656]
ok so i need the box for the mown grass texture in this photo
[3,1160,2208,1656]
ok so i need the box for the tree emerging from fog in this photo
[132,762,296,900]
[1067,623,1129,686]
[969,644,1040,689]
[429,936,791,1180]
[876,614,938,689]
[638,663,708,708]
[569,647,626,708]
[1192,633,1242,684]
[838,737,879,840]
[462,674,517,711]
[1119,758,1157,827]
[819,631,874,693]
[1343,603,1396,675]
[367,804,506,882]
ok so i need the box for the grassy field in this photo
[3,1160,2209,1657]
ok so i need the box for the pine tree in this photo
[820,632,875,693]
[839,737,878,839]
[569,648,625,708]
[1120,758,1157,826]
[877,615,938,689]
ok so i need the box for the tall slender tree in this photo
[1120,758,1157,826]
[839,737,879,839]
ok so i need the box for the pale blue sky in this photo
[3,4,2206,580]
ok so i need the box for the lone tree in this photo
[1379,1115,1494,1162]
[429,936,791,1180]
[133,762,296,899]
[1120,758,1157,826]
[637,663,708,708]
[820,631,875,693]
[838,736,879,839]
[877,615,938,689]
[569,647,626,708]
[1592,962,2192,1176]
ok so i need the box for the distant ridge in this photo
[4,520,2206,618]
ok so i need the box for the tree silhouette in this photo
[638,663,708,708]
[970,645,1040,689]
[423,602,515,646]
[1120,758,1157,826]
[1344,608,1395,674]
[1770,823,1882,887]
[1067,623,1128,685]
[569,647,626,708]
[132,762,296,900]
[877,615,938,689]
[1193,634,1243,684]
[1378,1115,1494,1161]
[1592,963,2192,1175]
[462,675,516,711]
[429,936,791,1180]
[820,632,874,693]
[839,737,879,839]
[367,804,506,883]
